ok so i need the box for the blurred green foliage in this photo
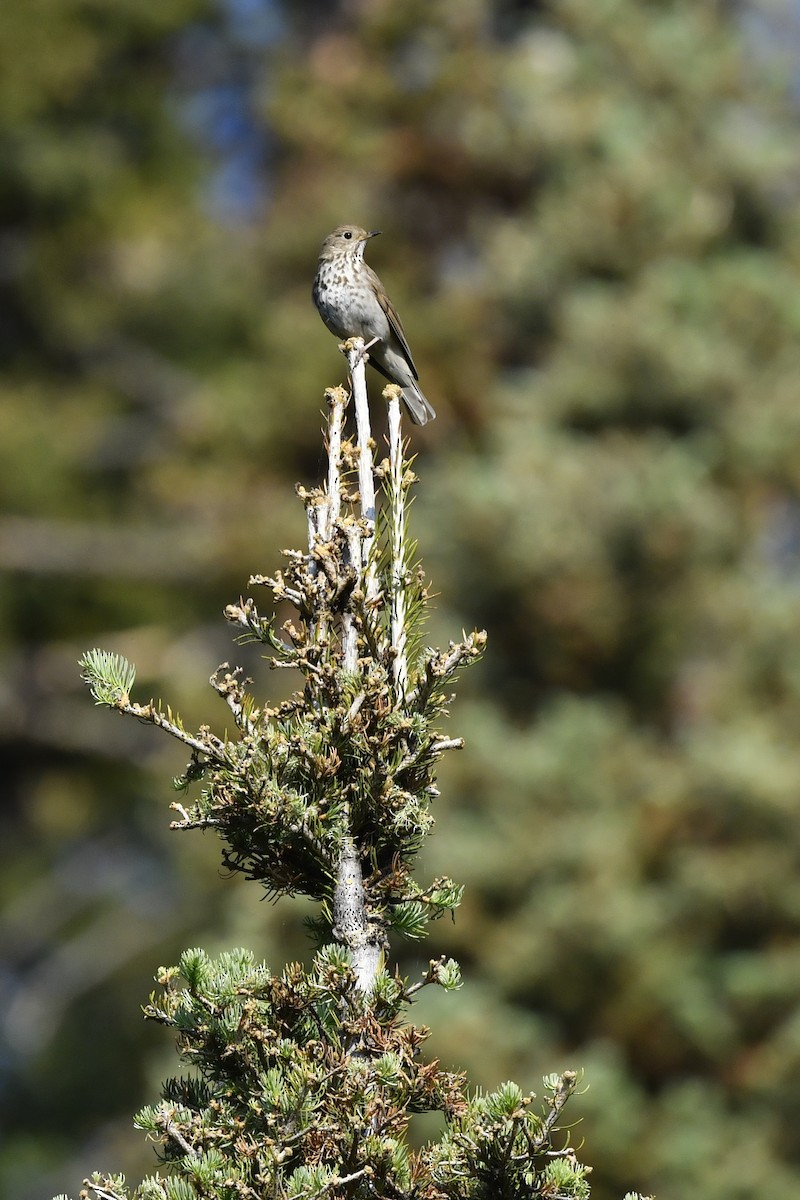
[4,1,800,1198]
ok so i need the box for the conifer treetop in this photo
[74,342,648,1200]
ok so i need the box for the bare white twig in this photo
[304,496,329,644]
[306,499,321,560]
[323,386,346,539]
[169,800,220,828]
[341,690,365,732]
[346,340,378,601]
[430,737,464,753]
[120,701,228,764]
[386,387,408,698]
[342,521,361,673]
[331,1167,370,1189]
[159,1111,199,1158]
[308,388,347,651]
[302,1165,370,1200]
[85,1187,127,1200]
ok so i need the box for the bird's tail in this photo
[402,382,436,426]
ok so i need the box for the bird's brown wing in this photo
[366,264,419,381]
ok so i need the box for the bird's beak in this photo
[366,230,382,239]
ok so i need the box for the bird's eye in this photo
[343,231,352,240]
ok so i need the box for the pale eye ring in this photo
[343,231,352,240]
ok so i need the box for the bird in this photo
[312,224,436,426]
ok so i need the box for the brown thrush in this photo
[312,224,436,425]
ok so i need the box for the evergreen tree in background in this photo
[4,2,800,1198]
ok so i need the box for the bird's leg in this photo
[358,336,380,365]
[339,336,378,369]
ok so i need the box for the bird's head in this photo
[319,225,381,261]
